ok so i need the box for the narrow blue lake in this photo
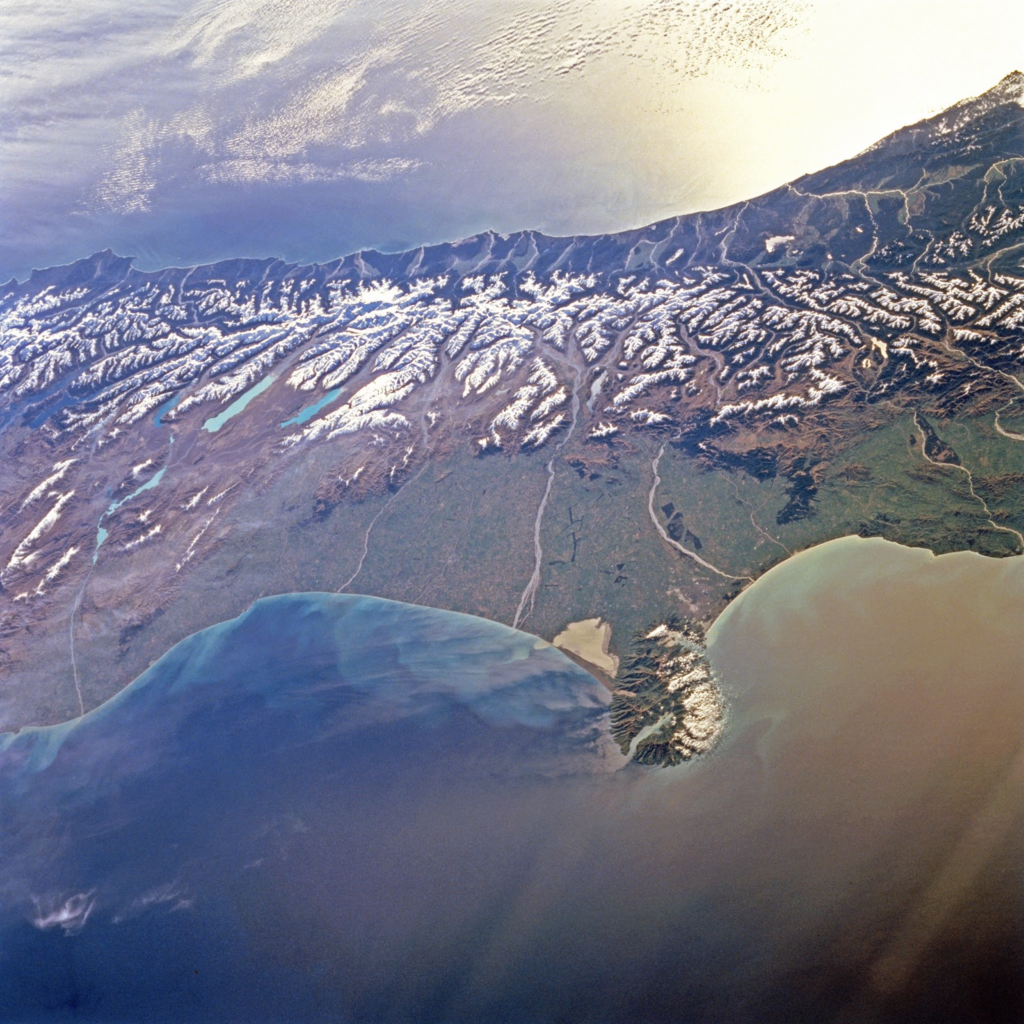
[281,385,342,427]
[203,375,276,432]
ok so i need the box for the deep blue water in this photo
[0,595,615,1022]
[1,573,1020,1023]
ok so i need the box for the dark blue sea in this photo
[0,594,617,1021]
[1,548,1022,1022]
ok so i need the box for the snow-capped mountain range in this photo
[4,74,1024,730]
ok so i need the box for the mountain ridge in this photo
[8,71,1024,297]
[3,75,1024,751]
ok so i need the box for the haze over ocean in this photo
[8,1,1024,280]
[1,537,1020,1022]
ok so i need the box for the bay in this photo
[0,538,1021,1021]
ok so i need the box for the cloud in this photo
[173,0,360,81]
[201,155,422,186]
[92,109,161,214]
[224,53,394,159]
[17,0,1024,282]
[112,881,192,923]
[71,0,809,214]
[30,891,95,934]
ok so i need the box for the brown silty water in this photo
[693,535,1024,1019]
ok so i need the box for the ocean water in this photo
[0,595,617,1022]
[0,540,1021,1022]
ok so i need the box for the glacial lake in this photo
[281,384,343,428]
[203,375,276,432]
[92,463,168,563]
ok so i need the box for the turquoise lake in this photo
[203,375,276,432]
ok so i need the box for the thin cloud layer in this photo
[5,1,1024,278]
[89,0,805,209]
[0,0,806,275]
